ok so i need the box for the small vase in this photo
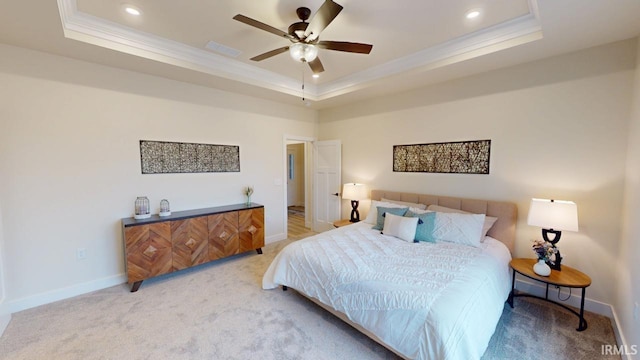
[246,195,251,206]
[533,259,551,276]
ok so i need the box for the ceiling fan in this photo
[233,0,373,75]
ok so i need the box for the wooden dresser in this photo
[121,203,264,292]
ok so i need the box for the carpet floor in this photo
[0,237,619,359]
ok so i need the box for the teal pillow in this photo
[373,206,408,230]
[406,210,436,242]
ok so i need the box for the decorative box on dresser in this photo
[122,203,264,292]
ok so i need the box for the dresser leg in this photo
[130,281,143,292]
[256,248,263,254]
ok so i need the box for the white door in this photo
[313,140,341,232]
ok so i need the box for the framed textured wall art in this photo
[140,140,240,174]
[393,139,491,174]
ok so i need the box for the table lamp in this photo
[342,183,368,222]
[527,198,579,271]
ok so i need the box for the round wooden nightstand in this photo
[333,219,355,228]
[508,258,591,331]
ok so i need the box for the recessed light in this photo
[465,10,480,19]
[124,6,141,16]
[312,74,320,79]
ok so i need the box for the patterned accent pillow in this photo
[431,212,486,248]
[373,206,408,230]
[427,205,498,242]
[405,210,436,242]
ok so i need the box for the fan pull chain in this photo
[301,64,305,102]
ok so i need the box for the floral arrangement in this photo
[244,186,254,205]
[531,239,557,263]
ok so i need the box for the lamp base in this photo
[350,200,360,223]
[547,249,562,271]
[542,229,562,271]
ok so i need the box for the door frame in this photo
[283,135,315,238]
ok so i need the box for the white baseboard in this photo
[609,306,637,360]
[266,233,286,245]
[515,278,639,355]
[0,298,11,337]
[6,274,126,314]
[4,235,289,315]
[0,313,11,337]
[514,278,612,317]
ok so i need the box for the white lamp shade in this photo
[527,198,578,231]
[342,183,368,201]
[289,43,318,62]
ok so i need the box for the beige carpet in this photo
[0,237,619,360]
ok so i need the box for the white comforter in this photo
[263,222,512,360]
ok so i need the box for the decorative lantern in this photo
[159,199,171,217]
[134,196,151,219]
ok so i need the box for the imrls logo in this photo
[602,344,638,356]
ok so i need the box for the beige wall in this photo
[0,44,316,310]
[319,39,637,306]
[1,35,639,345]
[0,202,9,334]
[617,36,640,350]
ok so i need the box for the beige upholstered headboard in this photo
[371,190,518,253]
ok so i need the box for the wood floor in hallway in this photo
[287,206,314,239]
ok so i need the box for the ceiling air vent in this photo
[205,40,242,58]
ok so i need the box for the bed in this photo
[263,190,517,360]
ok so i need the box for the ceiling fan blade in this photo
[317,41,373,54]
[250,46,290,61]
[303,0,343,40]
[308,57,325,74]
[233,14,293,40]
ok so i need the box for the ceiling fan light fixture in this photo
[124,5,142,16]
[289,43,318,62]
[465,9,481,19]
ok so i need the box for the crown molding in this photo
[56,0,310,97]
[315,11,542,100]
[57,0,542,101]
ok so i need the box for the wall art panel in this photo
[393,140,490,174]
[140,140,240,174]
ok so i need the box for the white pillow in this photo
[408,207,432,215]
[363,200,409,224]
[431,212,485,248]
[381,198,427,210]
[427,204,498,240]
[382,213,418,242]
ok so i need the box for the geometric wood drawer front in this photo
[171,216,208,271]
[125,222,173,284]
[239,208,264,253]
[122,203,264,292]
[208,211,239,260]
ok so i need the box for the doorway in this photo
[285,139,312,238]
[283,136,341,238]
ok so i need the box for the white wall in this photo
[0,44,316,312]
[616,36,640,352]
[0,201,10,335]
[319,39,637,307]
